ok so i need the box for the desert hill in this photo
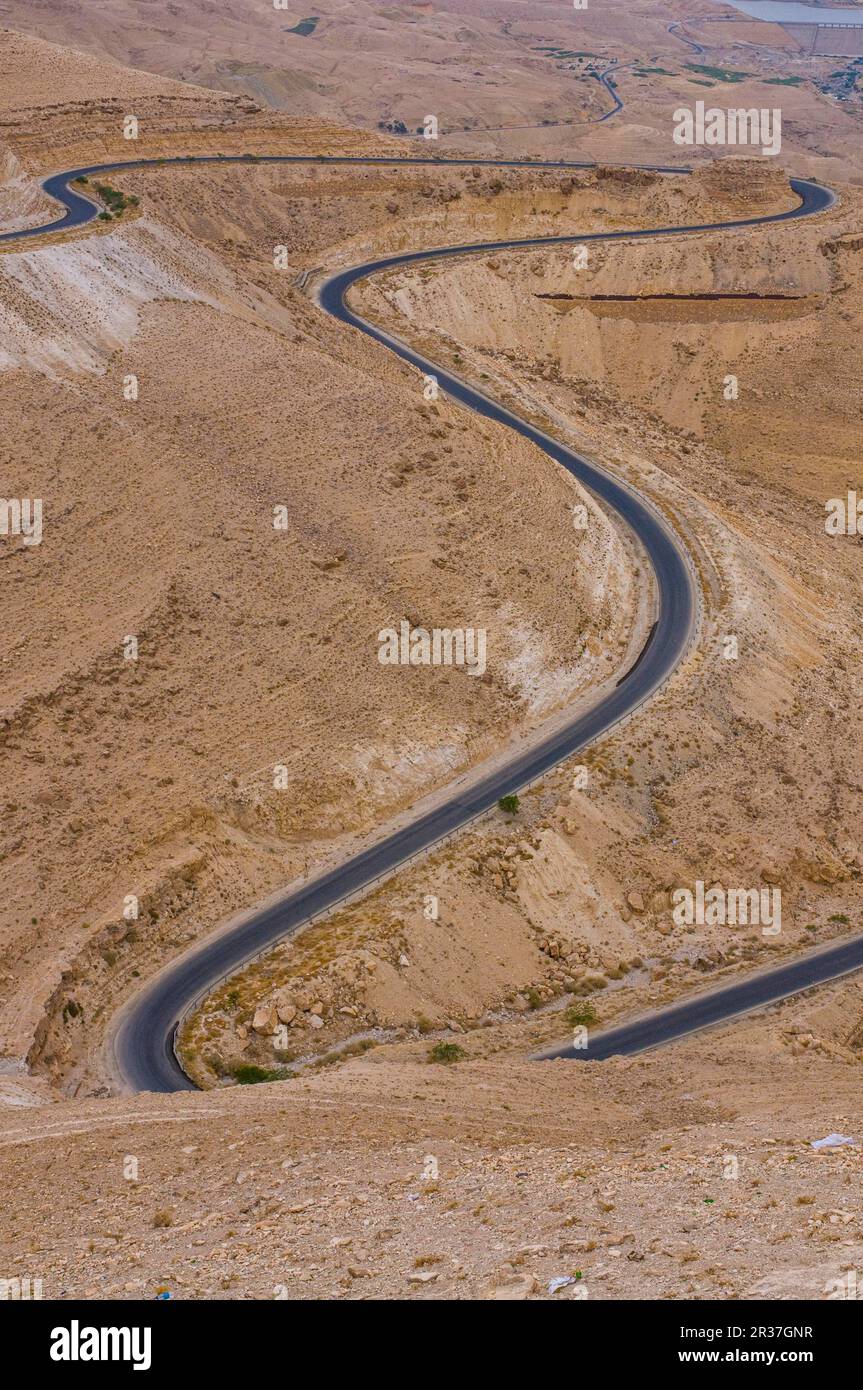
[0,13,862,1302]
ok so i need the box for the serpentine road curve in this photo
[2,155,840,1089]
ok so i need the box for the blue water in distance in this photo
[725,0,863,23]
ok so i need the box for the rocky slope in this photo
[1,20,861,1305]
[1,119,651,1092]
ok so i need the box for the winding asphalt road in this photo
[538,931,863,1062]
[668,21,707,56]
[2,154,839,1089]
[592,63,628,123]
[0,153,690,245]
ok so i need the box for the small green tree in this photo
[498,793,520,814]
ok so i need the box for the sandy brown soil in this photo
[2,0,863,181]
[187,154,862,1094]
[2,55,677,1092]
[3,981,863,1300]
[1,14,862,1303]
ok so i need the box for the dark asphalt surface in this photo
[2,155,837,1089]
[537,932,863,1062]
[668,21,707,56]
[593,65,627,123]
[0,153,691,245]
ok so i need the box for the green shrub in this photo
[231,1064,271,1084]
[428,1042,466,1065]
[93,182,134,217]
[498,794,520,814]
[564,1002,598,1028]
[230,1063,293,1084]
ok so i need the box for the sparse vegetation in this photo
[428,1042,466,1064]
[230,1063,292,1085]
[685,63,752,84]
[564,1002,599,1028]
[93,181,135,218]
[311,1038,375,1070]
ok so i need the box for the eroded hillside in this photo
[185,158,863,1092]
[1,16,862,1305]
[1,114,683,1093]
